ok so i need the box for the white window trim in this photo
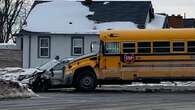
[72,37,84,56]
[38,37,50,58]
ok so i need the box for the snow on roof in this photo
[146,14,166,29]
[24,0,138,34]
[24,1,95,34]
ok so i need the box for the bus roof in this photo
[100,29,195,41]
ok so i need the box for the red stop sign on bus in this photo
[124,54,135,64]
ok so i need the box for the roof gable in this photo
[83,1,152,28]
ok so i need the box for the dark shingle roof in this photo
[82,1,152,28]
[183,19,195,28]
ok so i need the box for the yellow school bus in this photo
[64,29,195,91]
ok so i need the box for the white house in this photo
[17,0,166,68]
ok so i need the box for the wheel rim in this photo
[80,76,93,88]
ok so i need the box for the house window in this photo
[38,36,50,58]
[72,37,84,56]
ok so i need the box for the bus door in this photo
[99,42,121,80]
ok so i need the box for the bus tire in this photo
[76,70,96,91]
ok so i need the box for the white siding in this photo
[22,35,30,68]
[30,35,71,67]
[23,34,99,68]
[16,37,22,50]
[51,35,72,59]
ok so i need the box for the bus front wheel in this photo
[76,70,96,91]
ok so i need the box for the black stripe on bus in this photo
[104,53,195,56]
[135,60,195,62]
[122,64,195,67]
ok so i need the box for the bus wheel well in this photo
[73,66,96,86]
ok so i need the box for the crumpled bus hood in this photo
[70,52,98,63]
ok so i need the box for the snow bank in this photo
[103,82,195,92]
[126,82,195,92]
[0,79,36,99]
[0,68,37,99]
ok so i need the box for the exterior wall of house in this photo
[16,36,22,50]
[23,35,30,68]
[22,34,99,68]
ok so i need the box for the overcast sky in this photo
[151,0,195,18]
[96,0,195,18]
[41,0,195,18]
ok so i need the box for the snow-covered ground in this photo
[0,68,37,99]
[102,82,195,92]
[2,67,195,95]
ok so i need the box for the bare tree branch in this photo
[0,0,31,43]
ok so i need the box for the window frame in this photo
[137,42,151,54]
[122,42,136,54]
[38,36,50,58]
[171,41,186,53]
[152,41,171,53]
[187,41,195,53]
[71,37,84,56]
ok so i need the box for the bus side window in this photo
[138,42,151,54]
[122,42,136,53]
[153,41,170,53]
[187,41,195,53]
[172,42,185,52]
